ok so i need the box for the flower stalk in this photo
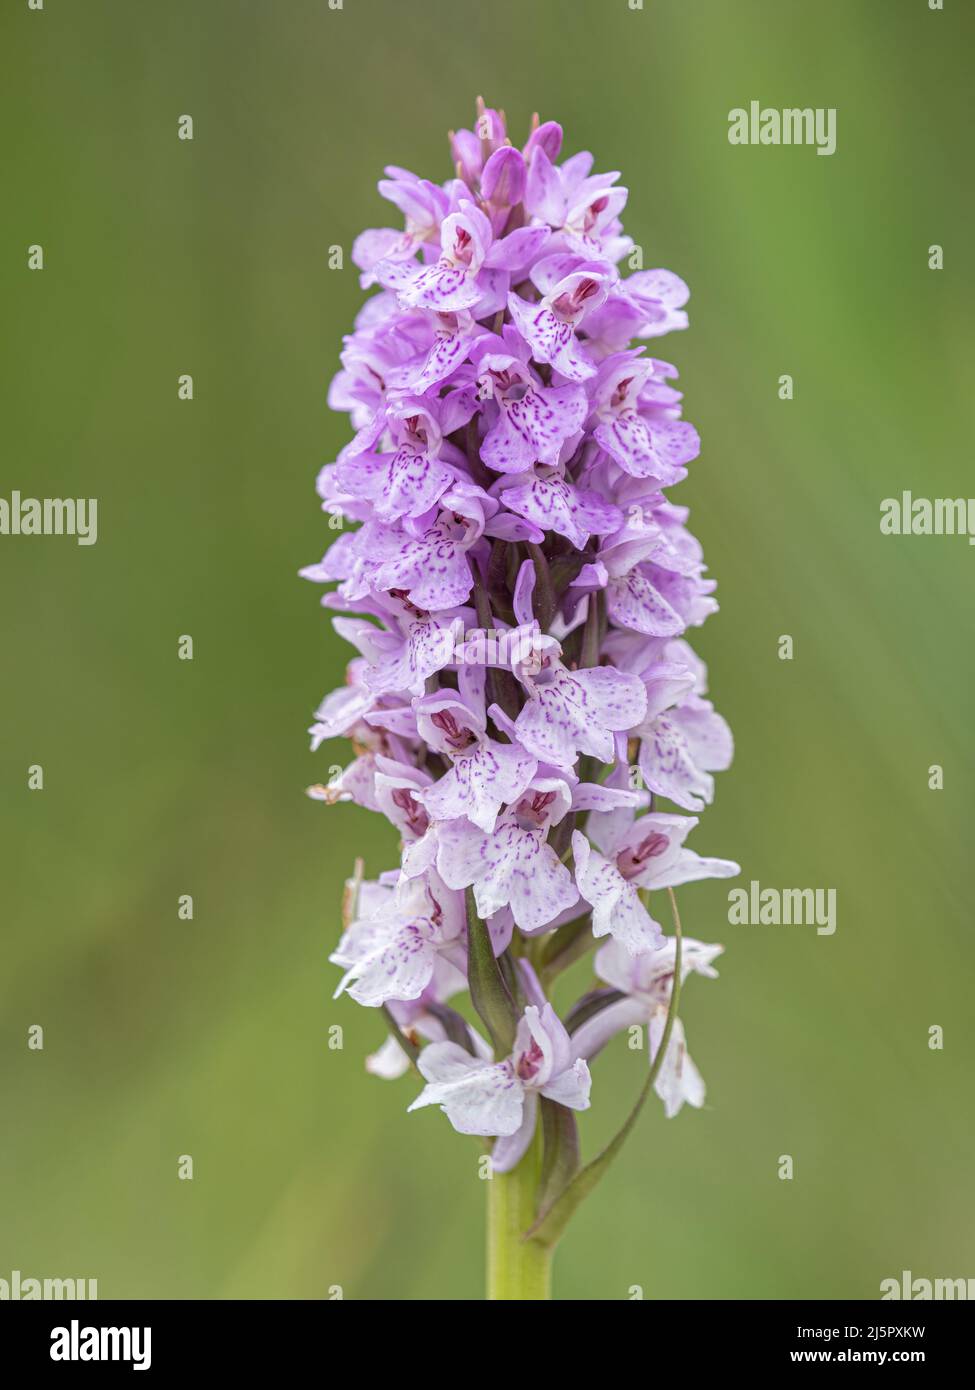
[487,1125,552,1300]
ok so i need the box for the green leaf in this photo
[465,887,517,1054]
[537,1098,581,1214]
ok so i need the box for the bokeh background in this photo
[2,0,972,1300]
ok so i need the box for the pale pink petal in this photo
[594,414,669,480]
[571,830,663,954]
[500,476,622,549]
[671,699,734,772]
[571,665,648,736]
[638,715,715,812]
[507,293,596,381]
[524,146,568,225]
[607,572,685,637]
[418,739,536,834]
[331,914,440,1008]
[400,260,481,312]
[372,526,474,610]
[436,819,578,933]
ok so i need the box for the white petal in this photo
[491,1091,539,1173]
[408,1045,525,1137]
[649,1014,705,1118]
[650,848,740,890]
[365,1035,412,1081]
[540,1057,592,1112]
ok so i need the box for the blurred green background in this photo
[2,0,972,1300]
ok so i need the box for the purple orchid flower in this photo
[510,637,648,768]
[408,1002,591,1171]
[306,103,738,1293]
[635,693,734,813]
[590,354,701,483]
[474,336,587,474]
[571,810,739,954]
[507,260,614,381]
[331,871,466,1009]
[413,683,537,834]
[436,777,579,932]
[572,935,722,1118]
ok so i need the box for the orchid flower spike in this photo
[304,100,738,1297]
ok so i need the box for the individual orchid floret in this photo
[436,777,579,932]
[366,482,492,604]
[379,203,493,312]
[524,145,629,259]
[370,514,482,611]
[350,611,461,698]
[330,871,466,1009]
[389,310,482,394]
[372,756,433,842]
[507,263,613,380]
[306,674,376,753]
[474,337,587,474]
[381,201,548,318]
[573,936,722,1118]
[635,693,734,813]
[592,519,692,640]
[499,468,622,549]
[510,635,648,769]
[413,685,537,834]
[408,1002,591,1171]
[352,170,451,284]
[582,269,691,352]
[332,397,460,524]
[328,309,428,428]
[571,811,738,954]
[590,353,701,483]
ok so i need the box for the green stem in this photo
[486,1125,552,1300]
